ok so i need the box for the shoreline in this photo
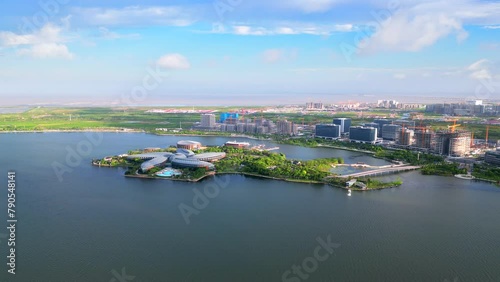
[0,129,145,133]
[6,130,498,185]
[125,171,215,182]
[153,132,271,140]
[0,130,271,141]
[316,144,375,154]
[98,163,400,190]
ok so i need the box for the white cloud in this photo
[334,24,354,32]
[283,0,340,13]
[0,24,64,46]
[156,53,191,70]
[17,43,74,59]
[361,9,468,53]
[467,59,492,80]
[74,6,197,26]
[262,49,282,63]
[483,25,500,29]
[227,24,354,36]
[263,49,282,63]
[359,0,500,53]
[0,23,74,60]
[261,49,298,63]
[393,73,407,80]
[98,27,140,40]
[233,26,267,36]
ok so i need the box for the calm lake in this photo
[0,133,499,282]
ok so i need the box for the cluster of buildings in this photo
[316,118,381,145]
[315,118,352,139]
[194,111,490,158]
[377,100,426,110]
[377,100,400,109]
[425,100,500,116]
[305,102,324,110]
[197,113,300,135]
[315,117,474,156]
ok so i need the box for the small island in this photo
[93,140,406,191]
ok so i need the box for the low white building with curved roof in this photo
[126,145,225,173]
[191,152,226,162]
[171,158,215,170]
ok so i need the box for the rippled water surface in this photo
[0,133,498,282]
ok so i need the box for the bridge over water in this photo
[334,165,422,179]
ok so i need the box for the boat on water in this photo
[454,174,475,180]
[250,144,280,151]
[347,189,352,196]
[225,141,250,148]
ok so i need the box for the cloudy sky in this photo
[0,0,499,105]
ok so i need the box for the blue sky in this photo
[0,0,499,105]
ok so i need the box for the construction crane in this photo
[410,122,432,149]
[486,125,490,146]
[447,120,461,133]
[239,109,245,122]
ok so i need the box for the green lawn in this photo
[0,107,498,142]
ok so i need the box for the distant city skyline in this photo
[0,0,499,105]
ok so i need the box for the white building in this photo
[201,114,216,128]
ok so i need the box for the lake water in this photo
[0,133,499,282]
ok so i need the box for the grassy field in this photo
[0,107,201,131]
[0,107,393,131]
[0,107,498,141]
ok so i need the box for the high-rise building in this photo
[399,129,414,146]
[277,120,294,135]
[254,117,265,127]
[267,121,277,134]
[225,124,236,132]
[382,124,402,141]
[435,131,471,156]
[414,130,436,150]
[373,119,393,137]
[449,132,471,156]
[201,114,216,128]
[377,100,399,108]
[306,102,324,110]
[256,126,267,134]
[220,112,239,123]
[349,126,377,144]
[315,124,341,139]
[333,118,352,134]
[313,103,324,110]
[245,123,256,134]
[236,123,246,133]
[485,148,500,166]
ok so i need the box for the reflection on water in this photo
[330,166,375,175]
